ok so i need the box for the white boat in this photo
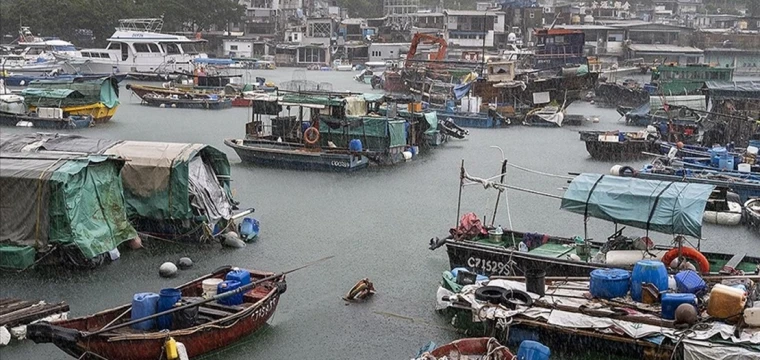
[704,191,743,226]
[333,59,354,71]
[59,18,207,75]
[0,27,76,73]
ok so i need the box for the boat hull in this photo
[0,112,92,129]
[583,140,658,161]
[141,97,232,110]
[225,138,370,172]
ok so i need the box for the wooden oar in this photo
[82,256,333,338]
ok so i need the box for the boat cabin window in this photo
[106,42,120,50]
[81,52,90,57]
[164,43,180,54]
[52,45,76,52]
[133,43,150,53]
[182,43,199,54]
[148,43,161,53]
[26,47,44,55]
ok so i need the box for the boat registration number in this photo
[331,161,350,168]
[467,257,510,275]
[251,297,276,321]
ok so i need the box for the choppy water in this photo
[1,69,758,360]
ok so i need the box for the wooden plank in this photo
[197,306,232,319]
[0,298,20,307]
[0,303,69,328]
[0,301,35,317]
[723,253,746,270]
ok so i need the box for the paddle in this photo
[82,256,333,338]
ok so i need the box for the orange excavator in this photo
[405,33,448,68]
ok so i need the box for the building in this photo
[596,21,693,46]
[443,10,506,51]
[368,43,410,62]
[626,44,704,64]
[553,24,625,58]
[693,14,739,29]
[222,37,270,58]
[695,28,760,75]
[384,0,419,27]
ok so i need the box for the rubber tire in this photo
[501,289,533,309]
[620,166,635,176]
[474,286,508,304]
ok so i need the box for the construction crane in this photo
[405,33,448,68]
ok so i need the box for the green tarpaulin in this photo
[560,173,714,238]
[319,116,408,151]
[25,76,120,108]
[361,93,385,102]
[0,153,137,269]
[424,112,439,135]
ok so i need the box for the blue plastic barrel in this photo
[130,292,159,330]
[589,268,631,299]
[225,269,251,287]
[661,293,697,320]
[239,217,260,239]
[157,288,182,330]
[349,139,363,152]
[631,260,668,302]
[709,147,727,167]
[217,280,243,306]
[517,340,551,360]
[719,156,734,171]
[301,122,310,133]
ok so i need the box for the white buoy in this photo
[171,104,177,108]
[178,257,193,269]
[221,232,246,248]
[610,165,622,175]
[159,262,178,278]
[159,103,166,108]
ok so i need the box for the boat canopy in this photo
[0,152,136,269]
[319,116,407,150]
[280,94,346,108]
[704,80,760,100]
[560,173,715,238]
[24,76,120,108]
[0,133,235,224]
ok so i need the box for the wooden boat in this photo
[579,130,659,161]
[0,110,92,129]
[225,138,369,172]
[416,338,514,359]
[140,93,232,110]
[429,161,760,278]
[27,266,285,360]
[744,198,760,232]
[703,189,743,226]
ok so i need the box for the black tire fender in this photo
[474,286,507,304]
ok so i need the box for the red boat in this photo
[420,337,515,359]
[231,96,253,107]
[27,266,285,360]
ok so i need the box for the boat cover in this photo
[25,76,120,108]
[704,80,760,100]
[319,116,407,150]
[280,94,346,107]
[0,152,136,265]
[561,173,715,238]
[424,112,439,134]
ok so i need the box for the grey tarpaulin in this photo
[0,153,69,248]
[0,133,121,154]
[684,342,760,360]
[704,81,760,101]
[188,156,232,225]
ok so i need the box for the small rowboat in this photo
[415,337,515,359]
[744,198,760,232]
[27,266,286,360]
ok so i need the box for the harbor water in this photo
[1,69,758,359]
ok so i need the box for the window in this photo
[148,43,160,53]
[164,43,180,54]
[554,36,564,44]
[82,52,91,57]
[494,16,499,23]
[133,43,150,52]
[106,42,120,50]
[231,45,239,50]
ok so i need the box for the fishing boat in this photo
[139,93,233,110]
[22,76,121,123]
[579,130,660,161]
[594,80,649,108]
[0,110,92,129]
[703,189,742,226]
[630,166,760,203]
[414,338,515,359]
[27,266,286,360]
[429,161,760,278]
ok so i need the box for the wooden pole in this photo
[456,159,465,228]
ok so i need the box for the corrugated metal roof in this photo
[627,44,703,54]
[444,10,503,16]
[555,24,618,30]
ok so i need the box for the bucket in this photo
[157,288,182,330]
[487,229,503,243]
[202,278,224,298]
[525,269,546,297]
[738,163,752,173]
[130,292,159,330]
[748,145,760,155]
[517,340,551,360]
[349,139,363,152]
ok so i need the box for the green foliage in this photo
[0,0,242,46]
[337,0,382,18]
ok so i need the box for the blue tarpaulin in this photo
[560,173,715,238]
[453,82,472,100]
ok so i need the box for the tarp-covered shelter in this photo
[0,133,236,239]
[319,116,407,151]
[560,173,714,238]
[23,76,120,109]
[0,152,137,270]
[703,81,760,101]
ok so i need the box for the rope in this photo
[463,172,564,200]
[478,163,573,181]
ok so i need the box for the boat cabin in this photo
[650,64,734,95]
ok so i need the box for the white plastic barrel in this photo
[748,146,759,155]
[739,163,752,173]
[605,250,665,267]
[202,278,223,298]
[402,151,413,161]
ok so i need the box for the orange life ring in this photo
[304,127,319,145]
[661,247,710,274]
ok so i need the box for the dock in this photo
[0,298,69,345]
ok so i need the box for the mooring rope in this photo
[463,172,564,200]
